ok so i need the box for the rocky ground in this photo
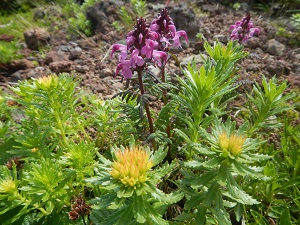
[0,0,299,100]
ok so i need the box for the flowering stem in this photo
[161,65,172,162]
[137,70,154,134]
[161,65,168,105]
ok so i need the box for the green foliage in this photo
[291,13,300,30]
[63,0,97,37]
[170,40,246,158]
[176,118,270,224]
[0,0,68,15]
[0,13,39,63]
[246,76,295,135]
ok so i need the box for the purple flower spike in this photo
[229,13,260,44]
[112,17,163,79]
[150,8,188,51]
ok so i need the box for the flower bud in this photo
[110,147,153,188]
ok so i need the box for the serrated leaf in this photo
[151,160,176,179]
[191,170,218,188]
[231,160,267,179]
[203,181,219,207]
[117,186,134,198]
[202,157,224,168]
[279,208,292,225]
[195,204,207,225]
[150,147,167,166]
[133,195,146,223]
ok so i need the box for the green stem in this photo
[137,70,154,134]
[161,65,172,162]
[75,117,90,140]
[49,95,67,146]
[54,112,67,147]
[15,192,49,215]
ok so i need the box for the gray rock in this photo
[58,45,73,52]
[86,1,120,34]
[10,71,22,82]
[27,67,48,79]
[168,4,199,42]
[180,54,206,66]
[213,35,229,44]
[246,64,261,72]
[266,39,286,56]
[69,50,82,60]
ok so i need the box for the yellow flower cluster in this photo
[0,179,16,194]
[219,132,246,156]
[37,75,58,90]
[110,147,153,188]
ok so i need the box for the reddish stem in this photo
[137,70,154,134]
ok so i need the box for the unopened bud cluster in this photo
[0,179,16,194]
[36,75,58,90]
[219,132,246,156]
[110,147,153,188]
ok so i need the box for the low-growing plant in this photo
[0,41,24,63]
[291,13,300,30]
[63,0,97,37]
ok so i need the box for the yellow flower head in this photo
[110,147,153,188]
[219,132,246,156]
[37,75,58,90]
[0,179,16,194]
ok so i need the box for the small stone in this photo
[75,65,89,73]
[10,71,23,82]
[180,54,206,66]
[24,28,50,50]
[45,51,66,64]
[49,61,72,74]
[213,34,229,43]
[9,59,35,71]
[266,39,286,56]
[69,50,82,60]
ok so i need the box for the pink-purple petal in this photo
[115,60,132,79]
[110,44,127,58]
[173,30,188,47]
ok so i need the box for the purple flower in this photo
[173,30,189,48]
[229,13,260,44]
[131,49,145,68]
[116,60,132,79]
[111,17,162,80]
[150,8,188,51]
[141,39,157,58]
[111,44,127,62]
[152,50,168,67]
